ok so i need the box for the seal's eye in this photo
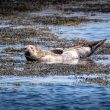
[30,47,33,49]
[30,46,34,52]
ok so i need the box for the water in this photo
[94,55,110,65]
[0,75,110,110]
[48,12,110,41]
[49,21,110,42]
[0,8,110,110]
[1,85,110,110]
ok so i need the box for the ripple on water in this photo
[93,55,110,66]
[0,75,110,110]
[0,24,12,28]
[0,74,110,89]
[49,21,110,42]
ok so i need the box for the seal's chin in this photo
[25,51,40,61]
[25,56,37,61]
[25,51,35,61]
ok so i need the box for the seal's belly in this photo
[41,55,63,62]
[62,47,91,59]
[41,47,91,62]
[62,50,79,59]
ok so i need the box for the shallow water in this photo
[0,8,110,110]
[48,12,110,41]
[49,21,110,42]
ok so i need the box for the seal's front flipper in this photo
[50,48,63,54]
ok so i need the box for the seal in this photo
[24,39,107,63]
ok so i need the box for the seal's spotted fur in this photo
[25,39,106,62]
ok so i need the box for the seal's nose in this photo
[25,51,30,56]
[24,47,27,50]
[22,47,27,51]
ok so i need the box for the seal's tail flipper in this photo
[84,39,107,56]
[82,39,107,57]
[89,39,107,52]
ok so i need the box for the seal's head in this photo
[24,45,39,61]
